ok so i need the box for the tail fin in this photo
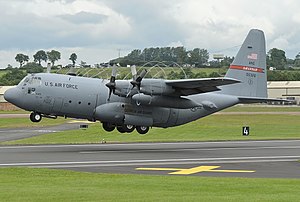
[221,29,267,98]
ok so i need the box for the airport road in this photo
[0,140,299,178]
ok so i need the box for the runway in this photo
[0,140,299,178]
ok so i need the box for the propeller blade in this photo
[106,64,117,101]
[130,69,147,92]
[136,69,147,82]
[111,64,117,78]
[131,65,137,80]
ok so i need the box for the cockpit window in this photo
[28,76,42,85]
[18,76,30,88]
[19,76,42,88]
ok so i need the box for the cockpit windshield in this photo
[28,76,42,85]
[18,75,42,88]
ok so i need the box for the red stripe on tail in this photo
[230,65,264,73]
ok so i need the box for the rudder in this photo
[221,29,267,98]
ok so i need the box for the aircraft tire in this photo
[123,125,135,133]
[117,126,126,133]
[102,122,115,132]
[136,126,149,135]
[30,112,42,123]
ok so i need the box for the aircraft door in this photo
[52,97,63,114]
[36,96,54,114]
[166,108,179,127]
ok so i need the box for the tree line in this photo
[111,47,300,70]
[14,50,78,69]
[2,46,300,86]
[111,47,211,67]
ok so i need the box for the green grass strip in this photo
[0,168,299,202]
[0,117,67,128]
[4,113,300,145]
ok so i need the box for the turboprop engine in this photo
[94,102,153,126]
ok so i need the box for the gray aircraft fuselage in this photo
[6,73,238,128]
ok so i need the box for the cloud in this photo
[59,12,107,24]
[1,0,300,68]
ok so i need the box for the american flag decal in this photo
[247,53,258,60]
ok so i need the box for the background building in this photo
[267,81,300,104]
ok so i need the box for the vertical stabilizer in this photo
[221,29,267,98]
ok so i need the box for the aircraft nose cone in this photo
[4,87,21,105]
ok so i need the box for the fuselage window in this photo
[28,87,36,94]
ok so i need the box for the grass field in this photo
[0,117,67,129]
[0,110,28,114]
[0,168,299,202]
[4,111,300,145]
[223,105,300,112]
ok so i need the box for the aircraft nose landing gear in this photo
[30,112,42,123]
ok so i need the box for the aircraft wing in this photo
[165,77,240,96]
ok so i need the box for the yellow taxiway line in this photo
[136,165,255,175]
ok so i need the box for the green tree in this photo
[186,48,209,67]
[0,68,27,85]
[294,52,300,67]
[47,50,61,66]
[6,64,13,69]
[173,47,186,64]
[33,50,47,65]
[69,53,77,66]
[267,48,287,70]
[23,62,44,73]
[15,53,29,67]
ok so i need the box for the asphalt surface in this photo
[0,124,80,142]
[0,140,299,178]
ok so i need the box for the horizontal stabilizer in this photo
[238,97,290,104]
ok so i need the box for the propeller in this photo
[106,64,117,101]
[130,66,147,93]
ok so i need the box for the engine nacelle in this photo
[94,102,154,126]
[94,102,125,124]
[140,79,175,95]
[114,80,131,97]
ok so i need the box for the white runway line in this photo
[1,139,300,149]
[0,155,299,168]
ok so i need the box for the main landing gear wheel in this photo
[136,126,149,135]
[117,126,126,133]
[30,112,42,123]
[123,125,135,133]
[116,125,135,133]
[102,122,115,132]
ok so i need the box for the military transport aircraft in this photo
[4,29,276,134]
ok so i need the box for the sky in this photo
[1,0,300,68]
